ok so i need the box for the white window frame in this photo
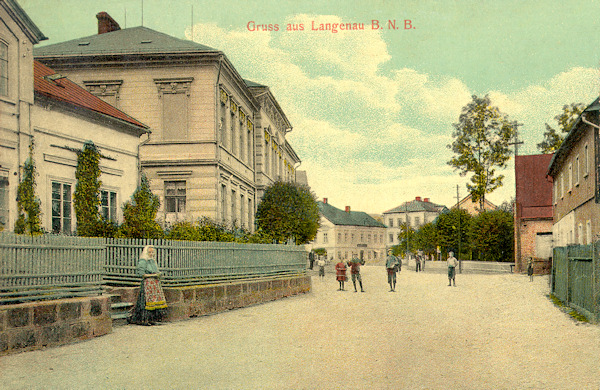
[586,220,592,244]
[100,189,118,222]
[568,163,573,192]
[575,155,580,187]
[0,41,8,97]
[165,180,186,213]
[51,181,73,234]
[584,143,590,177]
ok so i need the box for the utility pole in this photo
[457,185,462,274]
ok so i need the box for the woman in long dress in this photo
[128,245,168,325]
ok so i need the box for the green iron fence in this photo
[551,243,599,322]
[1,234,308,304]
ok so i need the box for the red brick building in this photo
[514,154,554,273]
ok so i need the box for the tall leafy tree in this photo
[14,141,42,235]
[73,141,101,236]
[434,208,472,260]
[412,222,437,257]
[448,95,520,209]
[537,103,585,153]
[255,181,320,244]
[119,174,164,239]
[469,209,514,262]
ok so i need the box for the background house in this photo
[382,196,448,247]
[34,12,301,231]
[452,193,497,215]
[0,0,46,230]
[311,198,386,264]
[32,60,148,233]
[514,154,553,273]
[548,97,599,247]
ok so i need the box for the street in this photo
[1,266,600,389]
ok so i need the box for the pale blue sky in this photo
[20,0,600,213]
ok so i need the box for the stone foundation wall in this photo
[0,296,112,356]
[109,274,312,322]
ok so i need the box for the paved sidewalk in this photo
[2,266,599,389]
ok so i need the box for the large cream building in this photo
[311,199,387,264]
[35,12,301,231]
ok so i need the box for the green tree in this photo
[255,181,320,244]
[412,222,437,257]
[537,103,585,153]
[396,222,416,257]
[448,95,520,209]
[435,208,472,260]
[14,141,42,235]
[469,209,514,262]
[166,217,236,242]
[119,174,164,239]
[73,141,101,236]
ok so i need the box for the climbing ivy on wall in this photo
[14,141,43,235]
[74,141,101,237]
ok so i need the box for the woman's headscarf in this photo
[140,245,156,260]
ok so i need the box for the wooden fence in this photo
[104,238,307,286]
[552,243,600,322]
[0,234,308,304]
[0,234,105,304]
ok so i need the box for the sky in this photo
[19,0,600,214]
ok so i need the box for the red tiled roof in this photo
[33,60,147,130]
[515,154,553,219]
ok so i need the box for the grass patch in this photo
[548,294,589,323]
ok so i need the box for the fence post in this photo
[595,241,599,322]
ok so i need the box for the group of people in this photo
[334,257,366,292]
[315,249,461,292]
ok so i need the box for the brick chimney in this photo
[415,196,422,201]
[345,206,351,213]
[97,12,121,34]
[323,198,328,204]
[424,198,430,202]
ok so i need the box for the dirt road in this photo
[2,266,599,389]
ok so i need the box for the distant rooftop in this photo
[383,197,447,214]
[34,26,218,57]
[319,200,386,228]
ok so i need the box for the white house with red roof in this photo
[32,60,148,233]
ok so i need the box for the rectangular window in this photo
[162,93,188,140]
[0,42,8,96]
[575,155,580,186]
[560,174,564,198]
[220,102,227,147]
[368,233,371,243]
[397,218,402,227]
[240,194,245,228]
[221,184,227,222]
[265,140,270,175]
[165,181,186,213]
[584,144,589,177]
[568,163,573,191]
[415,217,421,226]
[389,233,394,243]
[0,176,8,229]
[231,189,236,224]
[338,233,341,242]
[239,118,245,161]
[248,198,252,230]
[247,129,253,165]
[586,220,592,244]
[323,232,328,244]
[231,112,237,156]
[345,233,348,242]
[100,190,118,222]
[578,223,583,245]
[51,182,72,234]
[389,219,393,227]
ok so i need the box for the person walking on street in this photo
[348,256,365,292]
[447,251,458,287]
[335,259,348,291]
[527,258,534,282]
[415,252,421,272]
[386,249,400,292]
[317,256,326,279]
[309,250,315,270]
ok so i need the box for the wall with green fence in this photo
[552,243,600,322]
[1,234,308,305]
